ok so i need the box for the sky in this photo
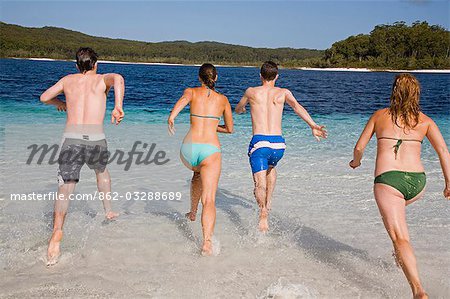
[0,0,448,50]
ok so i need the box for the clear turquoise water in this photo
[1,58,449,120]
[0,58,449,297]
[1,58,448,152]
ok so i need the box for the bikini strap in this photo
[378,137,398,141]
[378,137,423,143]
[378,137,423,160]
[204,85,222,96]
[191,113,221,120]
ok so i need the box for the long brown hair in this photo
[389,73,421,130]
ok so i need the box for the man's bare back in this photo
[40,71,125,129]
[62,73,108,125]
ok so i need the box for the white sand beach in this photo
[16,57,450,73]
[297,67,450,73]
[1,123,449,298]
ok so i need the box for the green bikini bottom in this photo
[181,143,221,167]
[374,170,426,201]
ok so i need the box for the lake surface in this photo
[0,58,449,298]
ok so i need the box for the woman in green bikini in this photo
[168,63,233,255]
[350,73,450,299]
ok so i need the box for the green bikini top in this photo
[378,137,423,159]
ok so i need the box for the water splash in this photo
[211,236,221,256]
[261,277,317,299]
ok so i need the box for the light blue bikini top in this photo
[190,113,221,121]
[190,86,221,120]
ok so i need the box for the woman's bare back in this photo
[374,108,431,175]
[186,87,227,146]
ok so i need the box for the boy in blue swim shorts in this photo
[248,135,286,173]
[235,61,327,232]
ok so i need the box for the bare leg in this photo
[95,169,119,220]
[199,153,221,256]
[47,182,76,266]
[253,171,268,232]
[265,166,277,211]
[374,184,428,299]
[186,171,201,221]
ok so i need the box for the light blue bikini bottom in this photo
[180,143,221,167]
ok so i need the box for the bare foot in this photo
[258,208,269,233]
[266,200,272,211]
[105,211,119,220]
[185,211,196,221]
[47,229,63,267]
[201,239,213,256]
[414,291,428,299]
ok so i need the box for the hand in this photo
[111,106,124,125]
[444,185,450,199]
[311,124,327,141]
[236,106,246,114]
[349,160,361,169]
[56,101,66,112]
[168,118,175,135]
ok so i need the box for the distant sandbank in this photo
[296,67,450,74]
[20,57,255,68]
[12,57,450,73]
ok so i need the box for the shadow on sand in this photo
[138,187,201,247]
[214,186,394,297]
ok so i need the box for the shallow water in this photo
[0,59,449,298]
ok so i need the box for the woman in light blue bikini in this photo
[168,63,233,255]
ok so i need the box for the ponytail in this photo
[204,77,215,90]
[199,63,217,90]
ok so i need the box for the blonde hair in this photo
[389,73,421,130]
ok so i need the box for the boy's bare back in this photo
[244,86,288,135]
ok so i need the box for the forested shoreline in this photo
[323,21,449,69]
[1,21,448,69]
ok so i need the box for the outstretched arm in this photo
[426,119,450,199]
[235,89,250,114]
[285,90,327,141]
[350,113,376,169]
[217,98,234,134]
[168,88,193,135]
[104,73,125,125]
[40,78,66,111]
